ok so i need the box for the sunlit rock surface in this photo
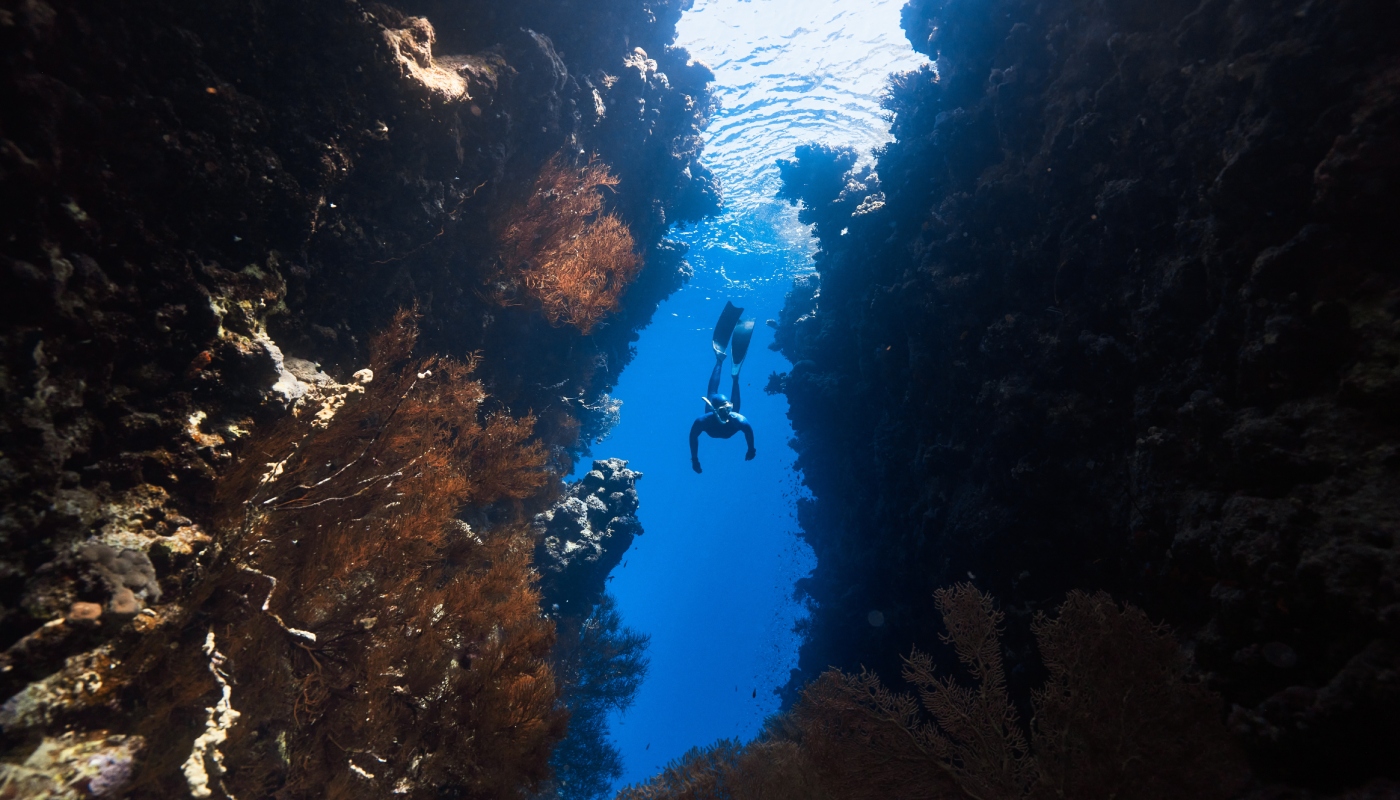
[771,0,1399,791]
[0,730,143,799]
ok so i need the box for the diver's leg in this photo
[708,352,725,396]
[731,373,741,412]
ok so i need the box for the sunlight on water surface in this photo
[676,0,927,268]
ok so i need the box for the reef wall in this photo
[772,0,1399,792]
[0,0,710,796]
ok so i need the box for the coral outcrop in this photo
[535,458,644,620]
[771,0,1399,792]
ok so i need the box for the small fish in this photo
[751,689,756,698]
[645,743,650,750]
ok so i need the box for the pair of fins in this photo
[712,301,755,376]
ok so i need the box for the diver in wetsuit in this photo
[690,302,756,474]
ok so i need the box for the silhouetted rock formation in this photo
[535,458,644,620]
[772,0,1399,792]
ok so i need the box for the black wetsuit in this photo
[689,356,755,473]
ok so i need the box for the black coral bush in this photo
[497,155,642,334]
[1028,590,1245,800]
[128,311,565,800]
[619,584,1246,800]
[538,594,650,800]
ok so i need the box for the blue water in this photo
[592,0,926,789]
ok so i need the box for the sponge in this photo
[77,542,161,614]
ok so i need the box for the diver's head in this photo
[706,393,734,420]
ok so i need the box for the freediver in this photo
[690,302,756,473]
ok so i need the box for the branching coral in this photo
[497,155,642,334]
[127,311,566,800]
[1028,591,1244,800]
[0,646,120,732]
[620,585,1246,800]
[0,730,144,799]
[223,311,560,798]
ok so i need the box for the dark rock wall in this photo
[0,0,708,637]
[772,0,1399,790]
[0,0,711,794]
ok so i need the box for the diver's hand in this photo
[745,447,756,461]
[691,458,703,474]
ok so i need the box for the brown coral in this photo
[620,585,1247,800]
[1028,591,1248,800]
[497,155,642,334]
[126,311,565,800]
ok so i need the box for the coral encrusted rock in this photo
[534,458,643,618]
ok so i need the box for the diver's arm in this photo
[740,420,755,460]
[689,418,704,473]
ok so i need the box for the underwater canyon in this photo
[1,0,1397,798]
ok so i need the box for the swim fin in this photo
[730,319,755,376]
[712,301,744,355]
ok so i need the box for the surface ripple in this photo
[674,0,927,279]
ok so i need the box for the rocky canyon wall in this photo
[772,0,1399,792]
